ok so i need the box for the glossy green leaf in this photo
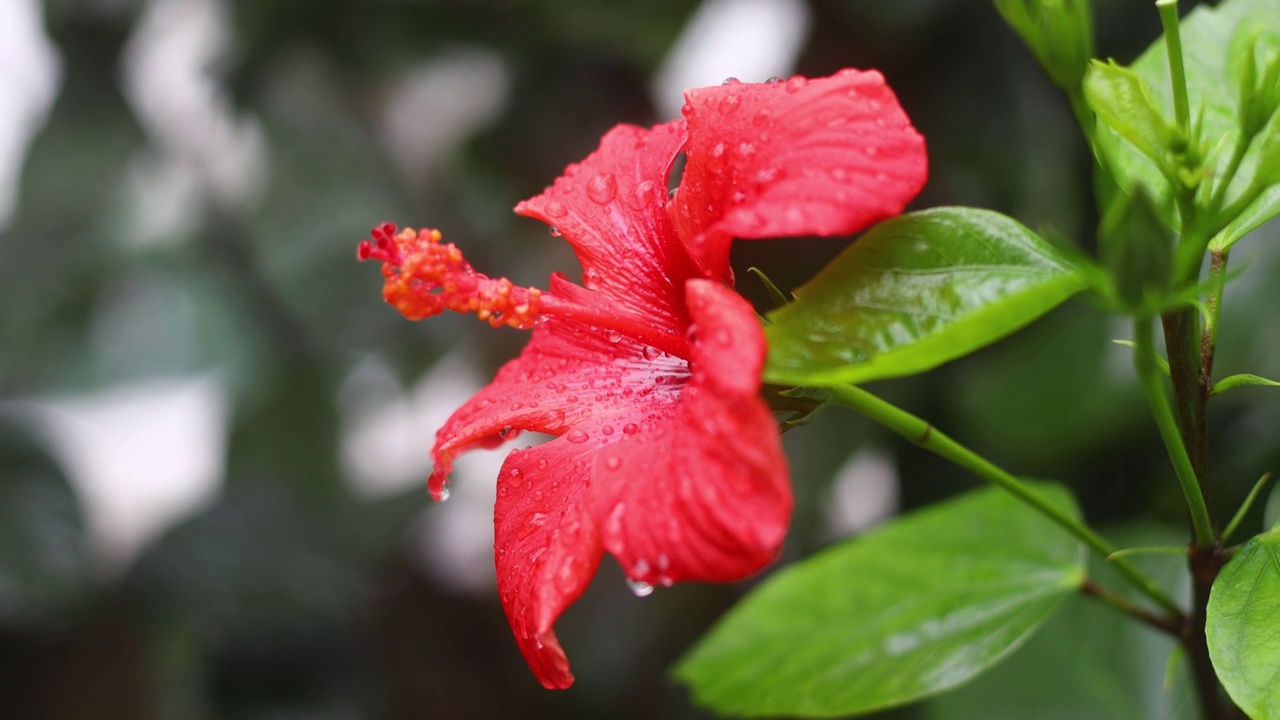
[1084,61,1176,170]
[929,523,1195,720]
[676,484,1086,718]
[763,207,1086,387]
[1207,528,1280,719]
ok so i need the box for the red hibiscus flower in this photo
[358,69,927,689]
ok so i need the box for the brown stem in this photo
[1184,545,1246,720]
[1161,308,1212,511]
[1079,578,1181,636]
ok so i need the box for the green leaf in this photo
[994,0,1094,90]
[676,484,1086,718]
[1103,0,1280,239]
[1206,528,1280,719]
[929,523,1196,720]
[1211,372,1280,395]
[763,207,1086,387]
[1084,61,1178,173]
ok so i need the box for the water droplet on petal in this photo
[607,330,622,343]
[586,173,616,204]
[722,76,741,85]
[544,201,567,217]
[785,76,806,93]
[549,226,562,237]
[602,425,615,436]
[537,458,549,470]
[629,180,654,210]
[765,76,784,84]
[432,482,451,502]
[499,426,517,439]
[507,467,524,487]
[622,423,639,435]
[642,346,661,360]
[566,429,589,443]
[668,187,678,200]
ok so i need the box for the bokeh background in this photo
[2,0,1278,717]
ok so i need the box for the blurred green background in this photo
[1,0,1277,717]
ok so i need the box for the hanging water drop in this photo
[432,482,451,502]
[549,226,561,237]
[626,578,654,598]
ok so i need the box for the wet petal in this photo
[515,121,716,326]
[428,314,687,499]
[592,280,791,585]
[670,69,928,273]
[493,442,603,689]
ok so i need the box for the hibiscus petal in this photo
[592,280,791,586]
[669,69,928,273]
[428,313,687,499]
[493,442,604,689]
[514,121,717,325]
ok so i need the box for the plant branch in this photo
[827,384,1184,617]
[1080,578,1181,636]
[1135,317,1216,548]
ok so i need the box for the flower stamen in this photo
[357,223,542,329]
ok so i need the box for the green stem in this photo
[1157,0,1191,133]
[827,384,1183,616]
[1135,317,1216,548]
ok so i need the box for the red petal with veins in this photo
[492,442,604,689]
[515,121,722,326]
[669,69,928,273]
[592,280,791,586]
[427,312,687,499]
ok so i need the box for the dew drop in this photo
[499,426,517,439]
[642,346,661,360]
[586,173,617,204]
[602,425,615,436]
[537,458,549,470]
[432,482,451,502]
[566,429,589,443]
[507,467,524,487]
[785,76,806,93]
[722,76,741,85]
[765,76,784,84]
[629,180,654,210]
[544,201,567,217]
[549,226,562,237]
[607,330,622,343]
[668,187,678,200]
[622,422,639,435]
[627,578,654,598]
[720,93,742,114]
